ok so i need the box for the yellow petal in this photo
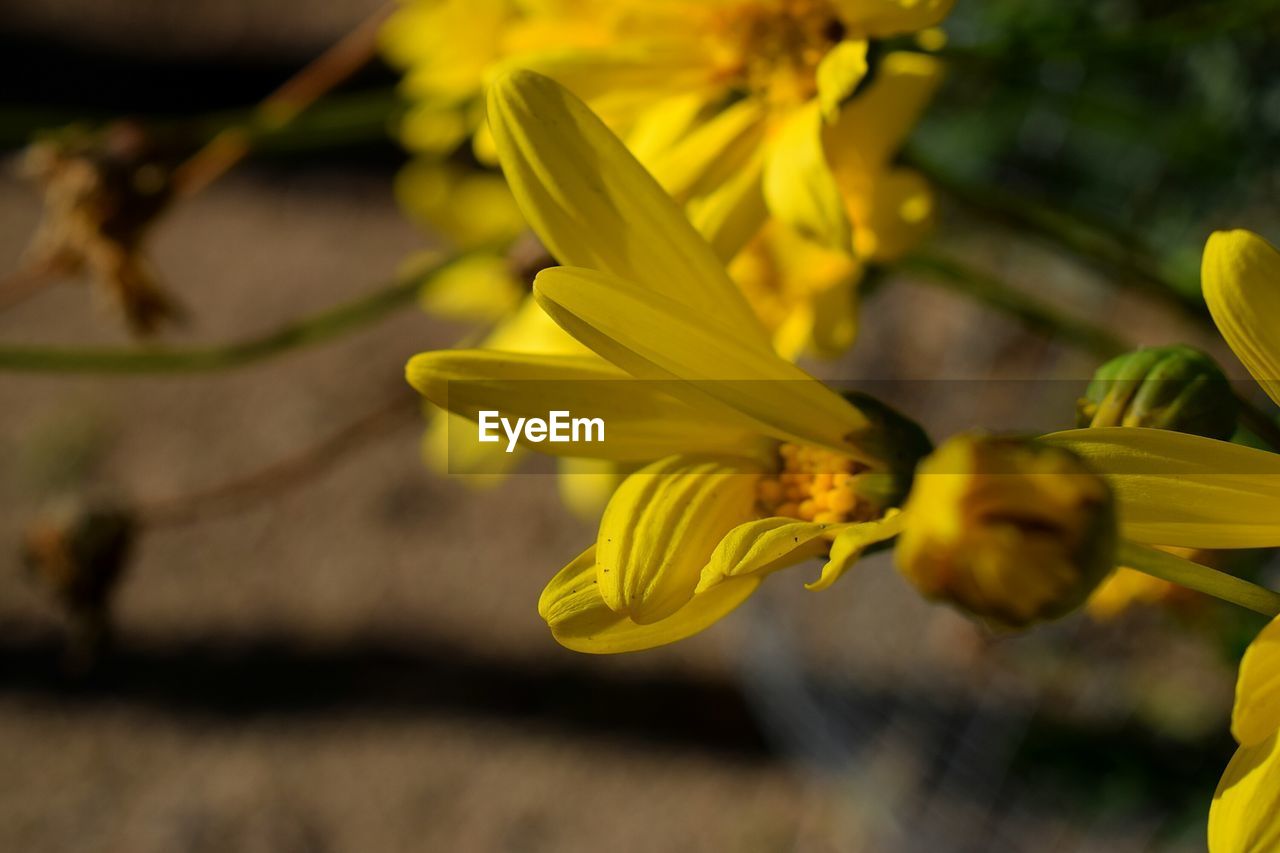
[556,457,631,522]
[808,509,907,590]
[405,349,761,461]
[416,254,525,323]
[686,150,768,263]
[538,545,761,654]
[1235,615,1280,748]
[422,409,524,483]
[763,101,852,253]
[624,92,710,166]
[833,0,956,38]
[697,518,838,592]
[596,454,762,624]
[501,44,718,130]
[1203,230,1280,407]
[533,266,877,460]
[644,98,767,204]
[1210,734,1280,853]
[486,69,765,341]
[1044,428,1280,549]
[816,40,869,122]
[847,168,935,262]
[480,296,589,356]
[696,509,904,593]
[824,51,945,177]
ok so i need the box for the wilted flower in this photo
[21,500,137,665]
[895,434,1117,628]
[20,121,183,334]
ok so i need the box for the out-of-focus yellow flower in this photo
[1210,614,1280,852]
[729,221,862,359]
[407,71,933,652]
[894,434,1117,629]
[384,0,950,354]
[1085,566,1176,620]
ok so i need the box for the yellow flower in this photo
[894,434,1117,629]
[407,70,930,652]
[384,0,950,353]
[1210,614,1280,853]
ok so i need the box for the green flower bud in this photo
[895,434,1117,629]
[840,390,933,511]
[1077,344,1237,440]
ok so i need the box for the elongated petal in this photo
[697,518,838,592]
[645,98,767,204]
[1235,615,1280,748]
[817,40,870,122]
[538,546,761,654]
[422,409,525,480]
[406,349,761,461]
[696,510,904,592]
[824,51,945,177]
[596,454,762,624]
[763,101,852,252]
[808,509,906,590]
[1203,230,1280,407]
[487,69,765,341]
[556,457,631,522]
[833,0,956,38]
[687,151,768,263]
[534,266,878,460]
[846,168,935,262]
[1210,735,1280,853]
[1045,428,1280,548]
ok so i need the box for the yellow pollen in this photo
[710,0,844,107]
[756,442,876,523]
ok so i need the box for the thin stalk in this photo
[0,251,468,374]
[140,393,417,527]
[1119,541,1280,618]
[170,1,395,198]
[906,152,1210,326]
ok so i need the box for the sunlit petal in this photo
[1210,734,1280,853]
[595,455,762,624]
[487,69,765,340]
[534,266,878,459]
[539,545,761,654]
[1045,428,1280,548]
[1203,229,1280,407]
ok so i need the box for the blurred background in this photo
[2,1,1279,850]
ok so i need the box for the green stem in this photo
[897,250,1129,359]
[905,152,1210,326]
[0,252,469,374]
[1119,541,1280,618]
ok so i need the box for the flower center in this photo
[756,442,877,524]
[711,0,844,107]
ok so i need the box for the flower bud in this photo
[1076,344,1237,440]
[895,434,1117,628]
[840,390,933,512]
[21,500,136,665]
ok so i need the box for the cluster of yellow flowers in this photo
[386,2,1280,847]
